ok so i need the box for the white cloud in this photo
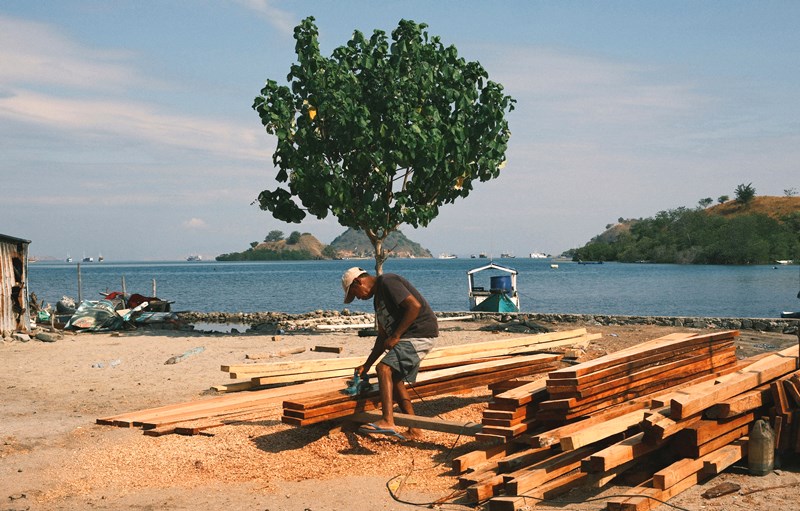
[0,15,157,92]
[230,0,297,36]
[183,218,208,229]
[0,89,271,162]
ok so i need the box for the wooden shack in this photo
[0,234,32,337]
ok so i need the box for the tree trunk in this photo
[374,238,386,275]
[365,228,388,275]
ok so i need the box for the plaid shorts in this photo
[379,337,435,384]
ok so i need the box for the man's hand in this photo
[385,336,401,350]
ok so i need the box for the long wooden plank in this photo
[704,383,772,419]
[532,400,651,448]
[677,412,754,446]
[453,443,517,474]
[670,345,799,419]
[537,356,738,417]
[491,379,548,407]
[548,349,737,401]
[97,376,346,426]
[348,411,482,436]
[489,470,592,510]
[284,355,560,411]
[504,445,596,495]
[675,424,749,458]
[560,408,650,450]
[283,363,557,426]
[547,339,734,389]
[611,441,744,511]
[547,331,735,379]
[225,328,591,375]
[582,432,666,473]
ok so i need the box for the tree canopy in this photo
[252,17,514,273]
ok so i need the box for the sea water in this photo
[26,259,800,318]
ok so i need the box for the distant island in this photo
[216,228,432,261]
[569,195,800,265]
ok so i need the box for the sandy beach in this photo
[2,317,799,511]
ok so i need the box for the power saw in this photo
[343,369,372,396]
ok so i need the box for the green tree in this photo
[717,195,729,204]
[265,230,284,242]
[250,241,259,249]
[321,245,339,259]
[253,17,515,274]
[734,183,756,205]
[698,197,713,208]
[287,231,302,244]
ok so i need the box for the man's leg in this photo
[392,377,423,439]
[375,362,396,429]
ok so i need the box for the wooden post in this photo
[77,263,82,302]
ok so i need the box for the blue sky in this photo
[3,1,798,261]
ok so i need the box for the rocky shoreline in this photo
[175,309,800,335]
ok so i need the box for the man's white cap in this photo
[341,267,367,304]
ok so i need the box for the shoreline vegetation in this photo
[570,195,800,265]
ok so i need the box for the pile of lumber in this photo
[221,328,598,386]
[281,329,600,426]
[538,331,739,422]
[96,328,596,436]
[451,330,800,510]
[96,377,347,436]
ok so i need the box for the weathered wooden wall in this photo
[0,234,31,336]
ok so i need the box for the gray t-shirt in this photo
[373,274,438,339]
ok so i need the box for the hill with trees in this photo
[215,228,431,261]
[329,228,432,259]
[571,194,800,265]
[216,231,336,261]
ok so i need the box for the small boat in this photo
[467,262,520,312]
[187,254,203,262]
[82,256,94,263]
[529,252,548,259]
[776,260,793,265]
[500,253,516,259]
[550,263,559,269]
[98,254,104,262]
[66,255,73,263]
[438,253,457,259]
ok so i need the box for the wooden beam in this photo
[670,345,799,419]
[348,411,482,436]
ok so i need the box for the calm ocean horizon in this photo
[27,258,800,319]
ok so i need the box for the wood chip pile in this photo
[451,330,800,511]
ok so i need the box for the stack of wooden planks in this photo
[96,328,596,436]
[221,328,598,387]
[537,331,739,422]
[96,377,347,436]
[451,331,800,511]
[280,329,601,426]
